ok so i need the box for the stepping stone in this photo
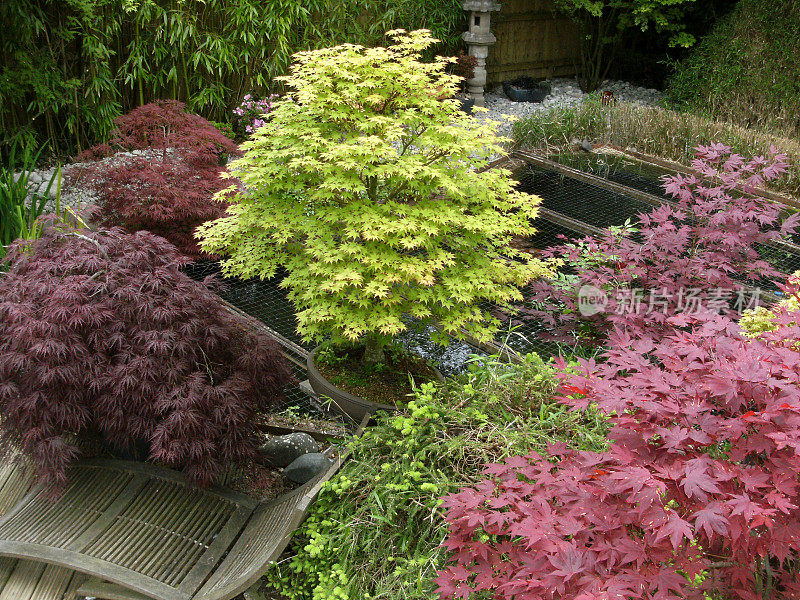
[283,447,337,484]
[298,379,316,397]
[258,432,319,468]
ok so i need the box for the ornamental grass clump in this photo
[0,227,293,492]
[197,30,554,365]
[269,355,608,600]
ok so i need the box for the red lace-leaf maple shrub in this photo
[70,101,241,256]
[82,154,237,257]
[518,143,799,346]
[438,290,800,600]
[75,99,239,166]
[0,227,293,492]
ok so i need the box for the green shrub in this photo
[510,98,800,197]
[307,0,464,57]
[552,0,695,92]
[198,30,554,365]
[267,354,608,600]
[666,0,800,138]
[739,271,800,338]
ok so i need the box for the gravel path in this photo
[479,77,664,136]
[14,149,172,219]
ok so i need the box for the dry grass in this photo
[511,98,800,198]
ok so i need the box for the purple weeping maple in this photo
[75,99,239,164]
[0,227,293,491]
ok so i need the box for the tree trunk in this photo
[362,334,386,366]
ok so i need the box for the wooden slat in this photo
[77,461,257,508]
[0,462,82,600]
[0,558,17,591]
[0,541,188,600]
[175,506,253,595]
[66,474,149,551]
[0,558,86,600]
[197,415,369,600]
[0,461,263,600]
[0,431,360,600]
[0,468,134,548]
[0,559,45,600]
[60,568,87,600]
[487,0,580,84]
[495,9,561,23]
[76,578,154,600]
[0,463,34,518]
[30,564,78,600]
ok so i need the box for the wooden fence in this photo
[486,0,580,85]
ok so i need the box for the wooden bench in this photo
[0,457,88,600]
[0,559,86,600]
[0,446,349,600]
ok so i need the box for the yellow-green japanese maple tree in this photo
[197,29,553,364]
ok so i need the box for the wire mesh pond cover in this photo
[180,162,651,367]
[551,151,671,199]
[187,150,800,376]
[183,261,512,372]
[516,155,800,291]
[183,260,352,425]
[553,150,800,249]
[516,165,656,231]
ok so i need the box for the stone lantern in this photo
[461,0,501,106]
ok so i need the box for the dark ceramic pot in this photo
[307,345,443,422]
[458,97,475,114]
[502,77,551,103]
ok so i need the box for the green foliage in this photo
[0,146,62,258]
[553,0,696,91]
[511,93,608,148]
[1,0,121,156]
[267,354,608,600]
[1,0,318,155]
[210,120,235,142]
[198,31,554,358]
[739,272,800,338]
[510,98,800,197]
[305,0,464,58]
[666,0,800,138]
[1,0,465,157]
[738,305,786,338]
